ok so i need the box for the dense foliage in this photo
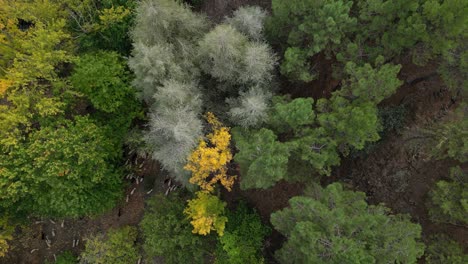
[46,251,77,264]
[185,113,235,192]
[184,191,228,236]
[425,235,468,264]
[233,59,402,189]
[0,216,13,257]
[141,194,209,263]
[215,202,270,264]
[429,166,468,225]
[268,0,468,83]
[80,226,139,264]
[271,183,425,263]
[70,51,133,113]
[0,116,121,217]
[1,0,466,262]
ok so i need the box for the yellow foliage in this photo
[0,79,11,95]
[97,6,131,31]
[0,216,13,257]
[185,112,235,192]
[184,191,227,236]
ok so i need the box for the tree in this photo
[185,113,235,192]
[145,106,203,186]
[131,0,208,48]
[0,116,122,217]
[289,128,340,176]
[128,0,208,187]
[337,58,403,105]
[67,0,136,55]
[267,96,315,133]
[428,109,468,162]
[429,166,467,225]
[70,51,134,113]
[128,0,208,102]
[152,79,203,114]
[215,202,270,264]
[198,24,248,85]
[268,0,356,81]
[80,226,139,264]
[141,194,209,264]
[232,128,291,189]
[317,96,381,152]
[198,24,276,87]
[225,6,267,41]
[354,0,428,61]
[227,86,272,128]
[425,235,468,264]
[184,191,228,236]
[241,41,277,85]
[0,0,73,148]
[271,183,425,264]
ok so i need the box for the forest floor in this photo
[3,1,467,263]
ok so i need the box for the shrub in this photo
[46,251,77,264]
[140,194,209,264]
[430,111,468,162]
[378,105,407,137]
[80,226,139,264]
[429,166,467,225]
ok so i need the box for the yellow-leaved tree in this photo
[185,112,235,192]
[184,113,234,236]
[184,191,227,236]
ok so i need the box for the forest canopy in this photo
[0,0,466,263]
